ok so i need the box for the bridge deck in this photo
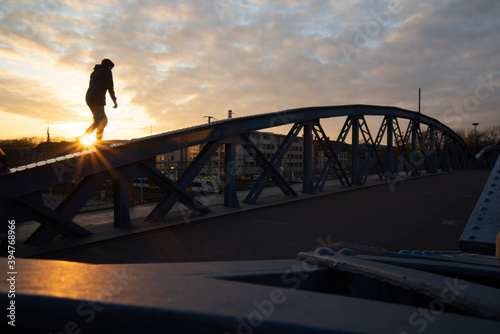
[25,169,491,263]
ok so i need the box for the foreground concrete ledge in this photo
[1,254,500,333]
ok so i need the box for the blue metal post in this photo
[224,143,240,208]
[387,117,394,177]
[303,123,314,193]
[411,120,419,176]
[443,135,451,172]
[114,179,132,228]
[429,127,436,173]
[352,117,360,185]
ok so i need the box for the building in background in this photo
[156,131,354,183]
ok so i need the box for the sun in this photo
[79,134,97,147]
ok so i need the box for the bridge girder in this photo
[0,105,479,245]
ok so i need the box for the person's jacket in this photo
[85,64,116,106]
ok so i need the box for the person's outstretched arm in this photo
[106,70,118,108]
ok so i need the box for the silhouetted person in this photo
[0,148,9,171]
[80,58,118,143]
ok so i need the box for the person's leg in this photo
[95,106,108,141]
[84,104,101,136]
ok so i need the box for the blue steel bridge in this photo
[1,104,500,334]
[0,104,498,246]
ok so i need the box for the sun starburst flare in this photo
[78,135,97,147]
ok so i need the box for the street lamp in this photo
[472,123,479,155]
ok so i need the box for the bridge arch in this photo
[0,104,478,245]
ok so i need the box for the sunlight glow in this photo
[0,1,498,141]
[79,134,96,147]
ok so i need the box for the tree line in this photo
[454,125,500,153]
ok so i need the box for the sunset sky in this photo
[0,0,499,141]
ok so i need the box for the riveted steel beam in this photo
[311,120,350,191]
[303,123,314,194]
[243,124,301,204]
[241,132,298,204]
[15,196,91,241]
[26,174,102,244]
[145,141,219,222]
[352,116,361,185]
[224,142,239,208]
[358,116,385,185]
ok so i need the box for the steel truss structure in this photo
[0,105,478,245]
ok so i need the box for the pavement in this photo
[18,169,491,263]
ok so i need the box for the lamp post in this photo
[472,123,479,155]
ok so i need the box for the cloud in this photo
[0,71,82,121]
[0,0,499,140]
